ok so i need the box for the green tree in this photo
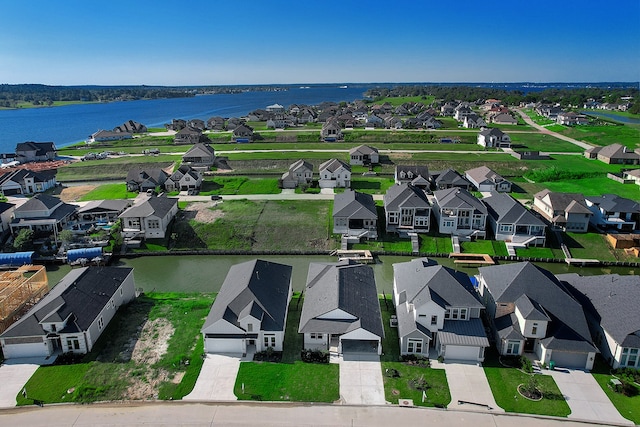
[13,228,34,251]
[59,229,74,245]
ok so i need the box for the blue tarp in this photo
[0,251,34,266]
[469,276,479,288]
[67,247,102,263]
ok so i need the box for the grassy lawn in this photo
[556,124,640,149]
[350,177,396,195]
[379,296,399,362]
[57,157,177,181]
[419,234,453,254]
[234,361,339,402]
[460,239,508,256]
[591,359,640,425]
[483,351,570,417]
[515,246,561,259]
[174,200,335,252]
[202,177,281,195]
[381,361,451,408]
[563,232,619,261]
[17,293,213,405]
[509,132,584,153]
[538,177,640,199]
[78,183,137,201]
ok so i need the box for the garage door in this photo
[550,351,588,369]
[444,345,480,361]
[205,338,243,354]
[3,343,49,359]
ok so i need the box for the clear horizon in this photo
[1,0,639,86]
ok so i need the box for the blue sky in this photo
[1,0,639,85]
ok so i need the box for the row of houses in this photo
[198,257,640,371]
[0,142,57,165]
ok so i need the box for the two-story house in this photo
[431,187,487,238]
[232,124,254,143]
[318,158,351,188]
[201,259,292,355]
[0,169,57,195]
[533,190,592,232]
[0,267,136,359]
[320,118,343,142]
[482,192,547,247]
[126,168,170,193]
[477,262,598,370]
[181,143,215,170]
[393,258,489,362]
[15,141,56,163]
[585,194,640,232]
[394,165,431,190]
[165,165,202,192]
[281,160,313,189]
[118,195,178,240]
[477,128,511,149]
[333,190,378,240]
[299,261,384,355]
[383,183,432,235]
[10,194,77,244]
[174,127,205,145]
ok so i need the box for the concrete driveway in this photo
[337,353,386,405]
[0,361,39,408]
[545,368,633,425]
[433,360,503,412]
[183,354,241,401]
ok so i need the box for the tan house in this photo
[584,143,640,165]
[533,190,591,232]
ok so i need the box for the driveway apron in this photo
[545,368,633,425]
[433,360,503,412]
[183,354,241,401]
[0,362,39,408]
[337,353,386,405]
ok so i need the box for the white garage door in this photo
[444,345,480,361]
[3,343,49,359]
[205,338,243,354]
[550,351,588,369]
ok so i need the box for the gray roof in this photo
[77,199,131,214]
[393,258,483,310]
[298,261,384,338]
[478,262,596,352]
[384,183,431,211]
[559,273,640,348]
[396,303,432,340]
[396,165,430,180]
[289,159,313,172]
[183,143,215,158]
[482,192,545,226]
[479,127,506,138]
[433,187,487,214]
[515,294,550,321]
[1,267,133,338]
[586,194,640,214]
[119,196,177,219]
[349,145,378,155]
[434,168,471,188]
[201,259,292,333]
[126,168,169,186]
[535,190,591,214]
[495,313,525,341]
[319,158,350,173]
[439,318,489,347]
[333,190,377,220]
[14,193,62,212]
[465,166,506,186]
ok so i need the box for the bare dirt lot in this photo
[58,185,97,202]
[182,201,225,223]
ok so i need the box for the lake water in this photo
[581,111,640,124]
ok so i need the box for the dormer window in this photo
[247,323,253,332]
[51,324,56,332]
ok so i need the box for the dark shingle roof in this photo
[384,183,431,211]
[483,192,545,226]
[586,194,640,214]
[333,190,377,220]
[433,187,487,214]
[119,196,177,219]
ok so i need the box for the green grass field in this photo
[557,124,640,149]
[460,240,508,256]
[78,183,137,201]
[509,132,584,153]
[381,361,451,407]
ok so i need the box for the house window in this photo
[388,212,398,224]
[148,220,160,229]
[499,224,513,233]
[263,334,276,349]
[247,324,253,332]
[621,348,639,368]
[407,339,423,354]
[506,340,520,355]
[445,308,468,320]
[431,315,438,325]
[531,323,538,335]
[66,337,80,351]
[111,300,115,309]
[310,333,323,340]
[98,317,104,330]
[120,288,123,296]
[51,324,56,332]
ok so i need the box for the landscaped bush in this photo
[253,348,282,363]
[520,355,534,374]
[614,367,640,384]
[300,349,329,364]
[400,354,430,367]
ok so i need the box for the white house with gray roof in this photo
[118,195,178,240]
[383,183,432,235]
[465,166,511,193]
[299,261,384,355]
[584,194,640,232]
[477,128,511,148]
[432,187,487,238]
[349,145,379,166]
[533,190,592,233]
[333,190,378,240]
[482,192,546,247]
[281,159,313,189]
[560,273,640,369]
[0,267,135,360]
[318,158,351,188]
[393,258,489,362]
[477,262,598,370]
[201,259,292,355]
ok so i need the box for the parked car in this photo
[210,195,222,201]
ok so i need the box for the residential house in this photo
[113,120,147,134]
[0,201,15,239]
[88,130,132,143]
[266,103,285,113]
[454,105,473,121]
[232,124,254,143]
[0,267,135,359]
[383,183,431,235]
[533,190,592,232]
[477,128,511,149]
[333,190,378,240]
[281,160,313,189]
[187,119,206,131]
[560,273,640,369]
[299,261,384,355]
[318,158,351,188]
[557,112,589,126]
[174,127,206,145]
[165,165,202,192]
[432,168,471,191]
[584,143,640,165]
[482,192,547,246]
[15,142,56,163]
[492,113,517,125]
[465,166,511,192]
[349,145,379,166]
[393,258,489,362]
[0,169,57,195]
[477,262,598,370]
[76,199,131,223]
[165,119,187,131]
[206,116,225,130]
[394,165,431,189]
[201,259,292,355]
[320,118,343,141]
[10,194,77,243]
[126,168,170,193]
[431,187,487,238]
[181,143,215,170]
[463,114,487,129]
[118,195,179,240]
[622,169,640,186]
[585,194,640,232]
